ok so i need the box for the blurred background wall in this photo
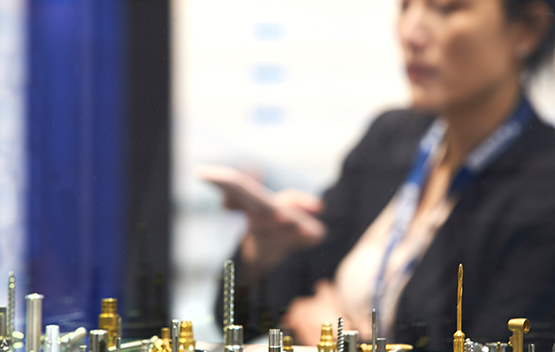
[170,0,555,343]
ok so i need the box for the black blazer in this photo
[218,109,555,351]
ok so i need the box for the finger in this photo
[275,189,325,214]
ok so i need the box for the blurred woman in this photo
[213,0,555,350]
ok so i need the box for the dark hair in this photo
[504,0,555,71]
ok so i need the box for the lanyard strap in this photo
[371,97,534,333]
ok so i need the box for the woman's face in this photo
[398,0,523,112]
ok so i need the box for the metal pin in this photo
[376,338,386,352]
[372,309,377,352]
[223,260,235,334]
[90,330,109,352]
[0,308,6,338]
[140,341,149,352]
[107,337,159,352]
[269,329,282,352]
[46,325,61,352]
[528,344,535,352]
[337,318,344,352]
[115,338,121,352]
[7,273,15,336]
[224,325,243,352]
[26,293,44,352]
[172,320,180,352]
[464,338,474,352]
[344,331,359,352]
[60,327,88,352]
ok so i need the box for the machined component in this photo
[337,318,344,352]
[0,308,6,338]
[224,325,243,352]
[372,309,377,352]
[161,328,171,352]
[269,329,282,352]
[26,293,44,352]
[464,339,473,352]
[453,264,465,352]
[179,321,195,352]
[46,325,61,352]
[528,344,535,352]
[344,331,359,352]
[376,338,386,352]
[223,260,235,334]
[90,330,109,352]
[108,336,159,352]
[1,339,9,352]
[172,320,180,352]
[508,319,530,352]
[283,336,294,352]
[483,342,508,352]
[60,327,88,352]
[7,273,14,336]
[317,323,336,352]
[140,341,150,352]
[115,338,121,352]
[359,343,413,352]
[99,299,121,348]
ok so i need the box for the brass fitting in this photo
[508,319,530,352]
[179,321,195,352]
[161,328,171,352]
[99,299,121,348]
[283,336,294,352]
[317,323,336,352]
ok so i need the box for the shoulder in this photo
[344,109,435,167]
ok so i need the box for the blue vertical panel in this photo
[27,0,126,330]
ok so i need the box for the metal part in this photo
[0,308,6,339]
[90,330,109,352]
[464,338,473,352]
[223,260,235,334]
[140,341,150,352]
[161,328,171,352]
[108,337,160,352]
[224,325,243,352]
[115,338,121,352]
[26,293,44,352]
[7,273,14,336]
[46,325,61,352]
[317,323,336,352]
[172,320,180,352]
[344,331,358,352]
[359,343,413,352]
[269,329,282,352]
[99,299,121,348]
[60,327,88,352]
[79,345,87,352]
[283,336,293,352]
[179,321,195,352]
[483,342,508,352]
[2,340,9,352]
[453,264,465,352]
[372,309,377,352]
[508,319,530,352]
[528,344,535,352]
[337,318,344,352]
[376,338,386,352]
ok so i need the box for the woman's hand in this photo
[281,279,350,346]
[199,166,326,281]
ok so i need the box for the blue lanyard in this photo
[371,97,534,333]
